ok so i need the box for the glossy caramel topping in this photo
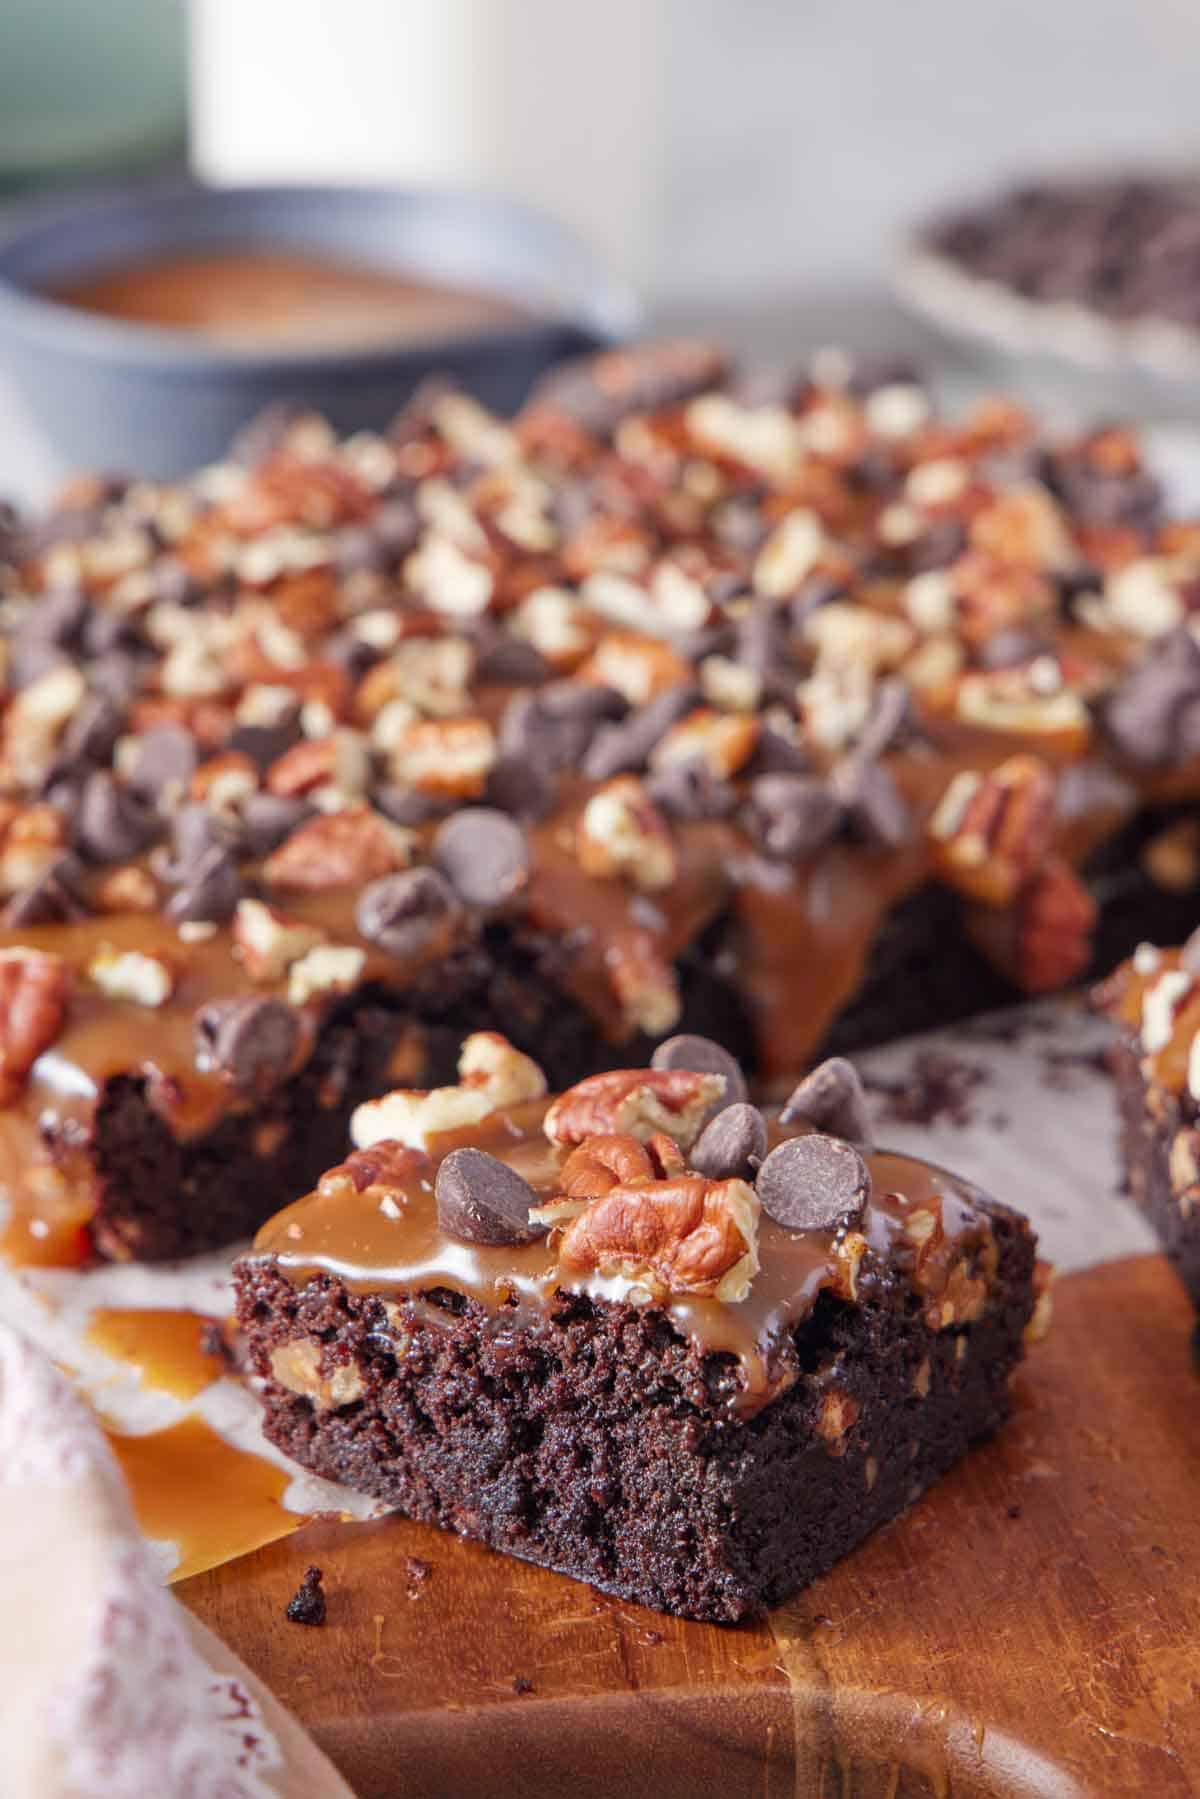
[250,1098,1000,1413]
[49,250,531,349]
[1101,943,1200,1098]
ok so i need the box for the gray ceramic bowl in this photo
[0,182,639,475]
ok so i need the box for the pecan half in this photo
[928,754,1056,907]
[0,948,70,1102]
[559,1132,656,1197]
[263,807,414,891]
[966,857,1097,994]
[554,1173,760,1302]
[544,1068,726,1150]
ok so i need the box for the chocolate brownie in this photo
[1096,932,1200,1309]
[235,1033,1042,1623]
[2,344,1200,1263]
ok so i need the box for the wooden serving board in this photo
[181,1256,1200,1799]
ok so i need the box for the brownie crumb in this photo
[1007,1504,1023,1520]
[863,1051,988,1128]
[286,1565,327,1626]
[512,1676,535,1695]
[1040,1045,1110,1092]
[404,1555,432,1598]
[199,1318,238,1371]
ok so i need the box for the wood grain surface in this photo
[181,1255,1200,1799]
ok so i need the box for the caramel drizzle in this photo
[250,1103,999,1416]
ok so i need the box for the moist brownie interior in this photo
[1,340,1199,1261]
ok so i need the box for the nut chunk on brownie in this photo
[235,1031,1042,1623]
[1096,932,1200,1309]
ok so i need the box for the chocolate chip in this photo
[435,1148,545,1247]
[59,692,123,767]
[1102,627,1200,767]
[484,754,559,822]
[239,793,312,859]
[2,855,89,927]
[712,497,768,554]
[472,625,550,687]
[285,1566,326,1627]
[356,867,463,960]
[650,1033,747,1106]
[372,498,421,558]
[163,803,237,880]
[748,773,841,861]
[830,757,911,850]
[194,996,300,1091]
[690,1103,768,1180]
[852,676,913,765]
[128,725,198,802]
[909,517,967,573]
[582,684,701,781]
[372,784,451,829]
[87,651,142,707]
[780,1057,874,1150]
[756,1134,870,1233]
[433,808,530,910]
[789,574,848,627]
[499,682,626,773]
[229,714,301,771]
[333,525,390,577]
[75,772,158,864]
[166,846,242,923]
[646,758,736,823]
[976,628,1051,671]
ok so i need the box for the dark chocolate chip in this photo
[779,1057,874,1150]
[755,1134,870,1233]
[750,726,812,777]
[229,715,302,771]
[852,676,913,766]
[690,1102,768,1181]
[128,725,198,801]
[830,757,911,850]
[645,757,736,823]
[435,1147,545,1247]
[87,651,142,707]
[472,625,550,687]
[499,682,626,773]
[1101,626,1200,767]
[483,754,559,822]
[333,525,390,577]
[195,996,301,1091]
[372,784,453,829]
[59,692,123,767]
[2,855,89,927]
[356,867,463,961]
[74,772,158,864]
[238,793,311,859]
[163,802,238,880]
[711,497,768,554]
[286,1565,327,1627]
[582,684,701,781]
[372,498,421,558]
[432,808,530,910]
[909,517,967,573]
[166,846,242,923]
[650,1033,747,1106]
[789,574,848,627]
[748,773,842,861]
[975,628,1052,671]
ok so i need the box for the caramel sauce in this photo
[49,250,532,350]
[107,1414,299,1583]
[1106,945,1200,1094]
[251,1099,991,1413]
[0,710,1183,1267]
[87,1307,225,1401]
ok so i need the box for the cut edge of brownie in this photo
[1108,1031,1200,1310]
[235,1203,1035,1624]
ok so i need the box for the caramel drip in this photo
[1105,945,1200,1094]
[87,1307,225,1401]
[106,1414,299,1583]
[250,1102,991,1413]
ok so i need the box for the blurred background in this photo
[4,0,1200,496]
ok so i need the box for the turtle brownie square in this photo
[1096,931,1200,1310]
[235,1033,1043,1623]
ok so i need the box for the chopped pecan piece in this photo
[263,807,413,891]
[577,776,677,891]
[0,947,70,1102]
[928,754,1057,907]
[544,1068,726,1151]
[559,1133,657,1198]
[554,1173,760,1302]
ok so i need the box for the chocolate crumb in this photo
[512,1675,535,1695]
[404,1555,432,1597]
[199,1319,238,1371]
[863,1051,987,1128]
[286,1565,326,1626]
[1007,1504,1022,1521]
